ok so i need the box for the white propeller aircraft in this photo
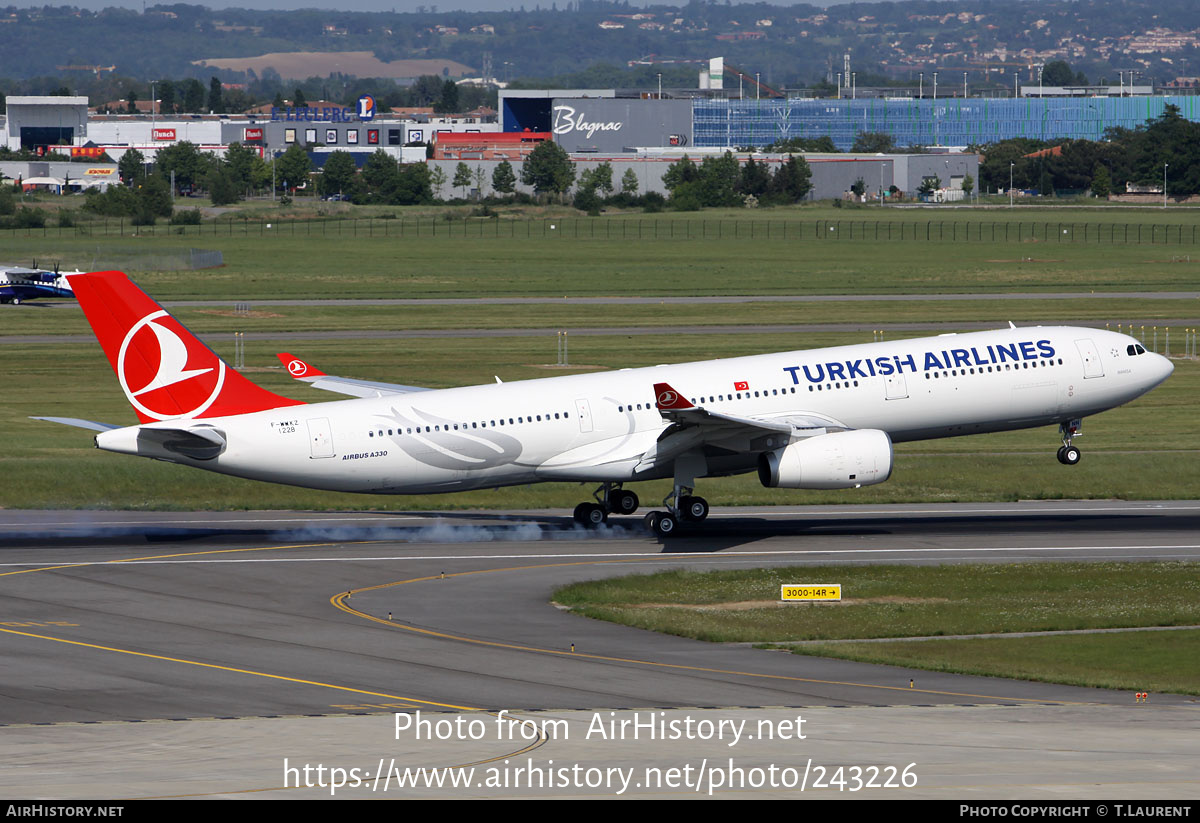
[37,271,1173,536]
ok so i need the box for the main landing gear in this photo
[643,485,709,538]
[572,482,640,527]
[1057,419,1082,465]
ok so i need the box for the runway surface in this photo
[2,501,1198,798]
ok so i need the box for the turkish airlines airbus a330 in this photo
[37,271,1173,536]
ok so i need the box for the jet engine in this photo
[757,429,893,490]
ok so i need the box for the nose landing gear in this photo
[1057,419,1082,465]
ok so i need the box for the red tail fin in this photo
[69,271,304,423]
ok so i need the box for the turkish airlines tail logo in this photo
[69,272,304,423]
[653,382,695,411]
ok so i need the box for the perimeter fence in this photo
[3,217,1200,246]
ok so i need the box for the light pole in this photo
[657,73,662,99]
[919,72,923,98]
[756,72,761,101]
[1164,163,1169,208]
[837,73,842,99]
[149,79,158,128]
[1009,162,1014,208]
[852,72,856,99]
[933,71,938,100]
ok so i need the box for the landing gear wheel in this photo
[10,297,20,306]
[679,495,709,522]
[574,502,607,527]
[1059,445,1081,465]
[645,511,678,537]
[610,489,640,515]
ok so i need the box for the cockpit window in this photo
[1126,344,1148,356]
[1135,344,1146,355]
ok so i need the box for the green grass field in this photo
[787,631,1200,696]
[552,563,1200,694]
[5,205,1200,299]
[2,205,1198,510]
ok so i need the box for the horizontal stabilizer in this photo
[31,416,120,432]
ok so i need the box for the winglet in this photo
[654,382,694,410]
[277,352,327,381]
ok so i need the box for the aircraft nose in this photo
[1151,352,1174,385]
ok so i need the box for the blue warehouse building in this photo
[692,96,1200,151]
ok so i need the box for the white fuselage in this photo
[95,326,1173,495]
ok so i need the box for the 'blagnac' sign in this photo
[552,105,623,139]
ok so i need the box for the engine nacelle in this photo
[757,429,893,490]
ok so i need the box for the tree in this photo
[452,161,472,198]
[962,173,975,198]
[850,177,866,197]
[125,88,138,113]
[918,175,942,196]
[118,148,146,184]
[620,167,639,195]
[429,165,447,199]
[697,151,741,207]
[361,150,400,202]
[768,155,813,203]
[181,79,205,114]
[662,154,699,193]
[473,166,487,199]
[765,136,837,153]
[225,142,270,195]
[135,174,173,222]
[435,79,460,114]
[207,77,223,114]
[275,143,312,193]
[738,156,770,197]
[319,150,357,197]
[1091,165,1112,198]
[155,141,209,191]
[294,88,307,108]
[579,161,614,196]
[158,80,176,115]
[492,160,516,195]
[520,140,575,197]
[851,132,895,153]
[206,166,239,206]
[1042,60,1075,87]
[395,163,433,205]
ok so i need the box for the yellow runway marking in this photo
[0,540,480,712]
[0,625,480,711]
[0,542,364,579]
[332,557,1103,706]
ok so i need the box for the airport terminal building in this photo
[6,88,1198,199]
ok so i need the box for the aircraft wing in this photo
[638,382,841,473]
[276,353,431,398]
[653,382,838,436]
